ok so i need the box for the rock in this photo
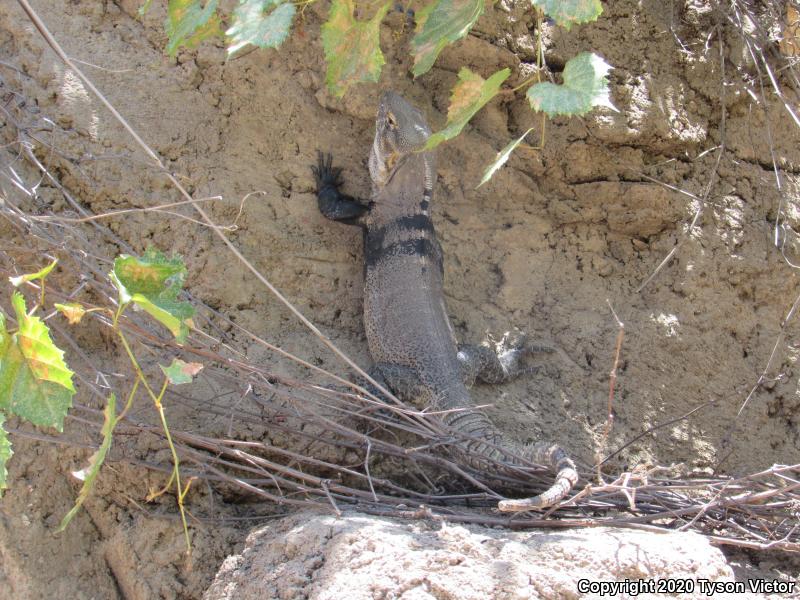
[204,511,735,600]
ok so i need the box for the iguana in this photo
[311,91,578,510]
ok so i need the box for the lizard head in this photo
[369,91,431,187]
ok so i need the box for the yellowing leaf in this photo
[12,293,75,393]
[423,67,510,150]
[526,52,615,117]
[531,0,602,30]
[321,0,391,97]
[58,394,117,532]
[9,259,58,288]
[477,127,533,188]
[160,358,204,385]
[0,295,75,431]
[55,303,87,325]
[411,0,484,77]
[226,0,296,54]
[113,248,187,296]
[111,249,194,344]
[0,414,12,496]
[165,0,222,56]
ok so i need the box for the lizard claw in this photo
[312,151,342,190]
[494,329,555,357]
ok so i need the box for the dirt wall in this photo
[1,0,799,596]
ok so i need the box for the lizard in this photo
[311,91,578,511]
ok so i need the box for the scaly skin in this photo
[312,91,578,510]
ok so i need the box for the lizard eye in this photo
[386,112,398,129]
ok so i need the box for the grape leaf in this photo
[531,0,602,30]
[0,294,75,431]
[226,0,296,54]
[321,0,391,97]
[55,303,87,325]
[112,248,188,296]
[476,127,533,188]
[128,295,191,342]
[0,414,11,496]
[423,67,510,150]
[160,358,203,385]
[58,394,117,532]
[9,259,58,287]
[111,249,194,344]
[526,52,615,117]
[165,0,222,56]
[411,0,484,77]
[13,293,75,393]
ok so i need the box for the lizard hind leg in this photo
[371,362,427,406]
[458,330,549,386]
[355,363,423,423]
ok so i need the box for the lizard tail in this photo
[442,410,578,511]
[497,441,579,512]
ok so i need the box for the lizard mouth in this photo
[385,150,398,173]
[384,151,415,186]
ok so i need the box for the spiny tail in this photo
[442,409,578,511]
[497,442,578,512]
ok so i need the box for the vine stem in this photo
[534,8,546,148]
[150,377,193,555]
[116,377,140,422]
[509,74,538,93]
[595,300,624,484]
[112,302,192,555]
[500,7,547,152]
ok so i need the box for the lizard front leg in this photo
[312,151,372,225]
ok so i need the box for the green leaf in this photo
[160,358,204,385]
[165,0,222,56]
[226,0,296,54]
[0,414,12,496]
[111,249,194,343]
[531,0,602,30]
[477,127,533,188]
[321,0,391,97]
[58,394,117,532]
[9,259,58,288]
[130,294,191,342]
[526,52,616,117]
[0,294,75,430]
[423,67,510,150]
[411,0,484,77]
